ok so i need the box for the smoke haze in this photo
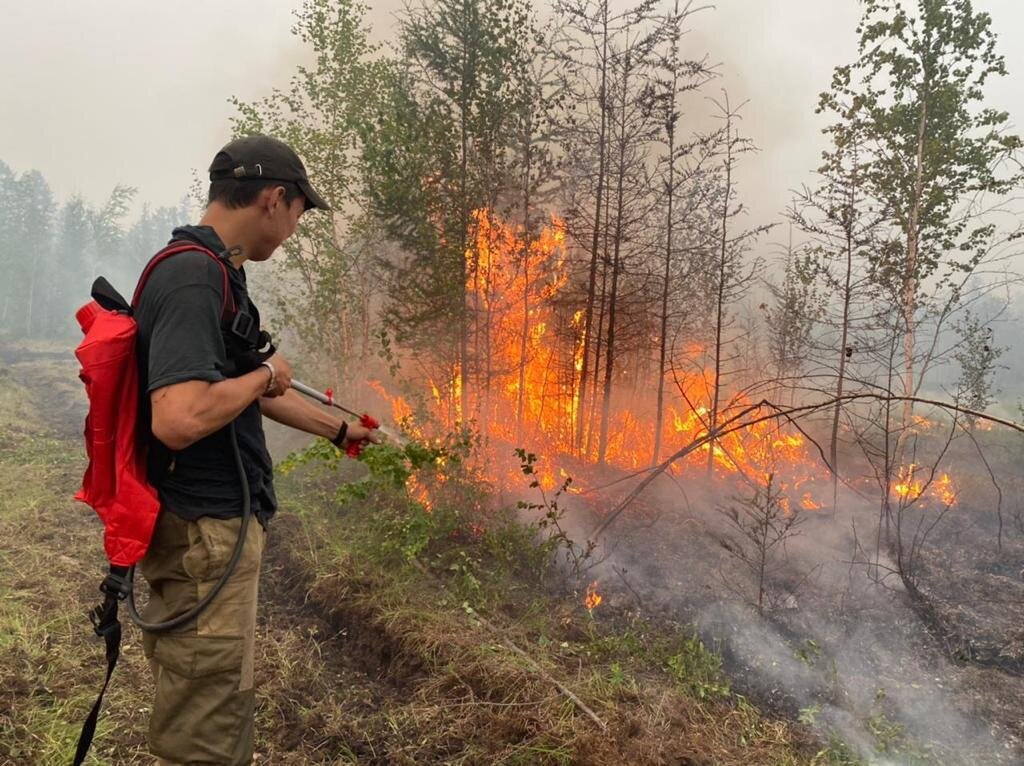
[5,0,1024,233]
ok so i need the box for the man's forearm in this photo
[151,367,272,450]
[259,388,341,440]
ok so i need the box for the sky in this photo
[3,0,1024,237]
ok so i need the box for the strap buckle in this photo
[99,571,129,601]
[231,309,255,339]
[90,571,128,638]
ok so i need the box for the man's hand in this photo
[345,422,385,447]
[262,352,293,397]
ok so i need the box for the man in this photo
[134,135,379,765]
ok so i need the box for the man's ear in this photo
[271,185,288,209]
[255,185,278,216]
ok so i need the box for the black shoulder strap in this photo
[73,566,129,766]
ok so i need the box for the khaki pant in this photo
[140,511,266,766]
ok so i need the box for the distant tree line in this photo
[0,160,189,339]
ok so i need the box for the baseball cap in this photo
[209,134,330,211]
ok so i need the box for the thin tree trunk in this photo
[458,12,474,425]
[597,248,620,465]
[598,53,631,465]
[586,259,609,457]
[482,215,494,444]
[902,101,928,431]
[707,104,733,477]
[757,481,771,615]
[361,292,371,363]
[875,330,898,581]
[515,135,534,443]
[653,70,677,467]
[450,344,460,429]
[564,313,576,446]
[574,1,610,454]
[831,171,856,509]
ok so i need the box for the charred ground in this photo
[567,434,1024,764]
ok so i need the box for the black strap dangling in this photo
[73,566,129,766]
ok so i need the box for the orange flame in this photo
[367,208,960,516]
[584,580,602,612]
[933,472,957,506]
[800,492,823,511]
[892,464,957,507]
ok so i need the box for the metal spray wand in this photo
[290,379,405,445]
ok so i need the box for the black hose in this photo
[125,420,251,631]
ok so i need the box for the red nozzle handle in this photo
[346,413,380,457]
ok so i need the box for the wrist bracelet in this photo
[259,360,276,393]
[331,420,349,447]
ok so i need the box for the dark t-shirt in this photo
[134,225,277,525]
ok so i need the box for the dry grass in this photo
[0,359,152,765]
[266,467,846,765]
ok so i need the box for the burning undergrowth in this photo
[365,210,962,525]
[332,371,1019,764]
